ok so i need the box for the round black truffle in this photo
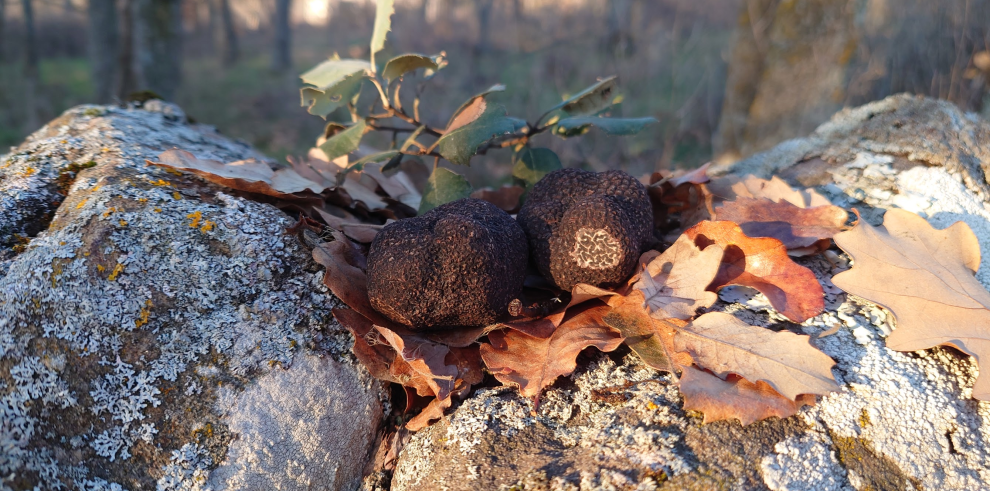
[516,168,652,291]
[366,198,529,330]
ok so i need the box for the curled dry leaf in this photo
[832,208,990,400]
[684,220,825,322]
[714,197,848,254]
[149,149,326,198]
[679,365,817,425]
[634,234,723,320]
[480,302,624,403]
[674,312,840,400]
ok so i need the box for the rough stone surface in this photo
[391,95,990,491]
[517,169,653,291]
[0,104,385,490]
[367,198,528,329]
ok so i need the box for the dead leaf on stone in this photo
[313,234,397,326]
[707,175,831,208]
[150,149,326,198]
[678,365,817,425]
[832,208,990,400]
[470,185,525,213]
[601,291,678,372]
[684,220,825,322]
[714,197,848,254]
[480,302,623,404]
[634,234,723,320]
[333,307,398,383]
[668,162,712,187]
[377,325,459,400]
[674,312,840,400]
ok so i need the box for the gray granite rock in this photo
[390,95,990,491]
[0,104,386,490]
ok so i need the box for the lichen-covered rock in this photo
[0,104,386,490]
[391,95,990,491]
[366,198,528,330]
[516,169,653,291]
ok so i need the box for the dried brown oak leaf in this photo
[685,220,825,322]
[480,302,624,403]
[714,198,847,253]
[633,234,723,320]
[832,208,990,400]
[150,149,326,199]
[600,291,684,373]
[707,175,831,208]
[678,365,817,425]
[674,312,840,400]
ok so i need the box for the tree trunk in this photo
[220,0,239,66]
[606,0,634,57]
[0,0,6,62]
[712,0,778,162]
[205,0,218,54]
[133,0,184,100]
[271,0,292,71]
[22,0,39,77]
[474,0,494,56]
[88,0,120,103]
[117,0,138,100]
[22,0,39,131]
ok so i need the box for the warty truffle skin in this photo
[516,168,653,291]
[366,198,529,330]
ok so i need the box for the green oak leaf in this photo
[512,147,562,188]
[418,167,473,214]
[553,116,658,137]
[436,103,518,166]
[319,119,368,162]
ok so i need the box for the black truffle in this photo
[366,198,529,330]
[516,168,653,291]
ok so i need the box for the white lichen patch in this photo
[760,433,852,491]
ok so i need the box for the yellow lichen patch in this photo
[187,211,203,228]
[97,264,106,273]
[118,219,128,227]
[21,167,37,177]
[108,263,125,281]
[154,207,163,213]
[647,401,659,411]
[135,299,153,328]
[164,167,184,176]
[76,199,88,209]
[138,198,148,204]
[152,179,172,187]
[173,192,182,200]
[102,207,116,218]
[859,408,871,428]
[102,147,111,153]
[200,220,215,232]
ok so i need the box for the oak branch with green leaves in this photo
[298,0,657,214]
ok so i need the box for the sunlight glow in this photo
[305,0,330,25]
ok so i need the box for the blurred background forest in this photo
[1,0,989,183]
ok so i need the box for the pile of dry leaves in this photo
[150,152,990,433]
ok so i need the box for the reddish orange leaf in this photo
[633,234,723,320]
[684,221,824,322]
[377,326,459,400]
[714,198,848,252]
[313,235,395,326]
[480,303,623,402]
[601,291,677,372]
[679,365,817,425]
